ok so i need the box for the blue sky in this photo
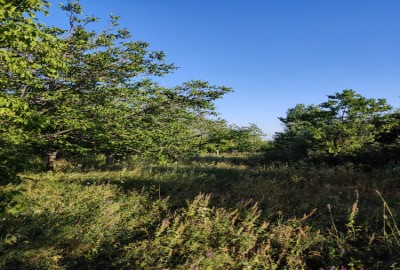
[41,0,400,137]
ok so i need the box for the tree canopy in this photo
[1,0,237,174]
[2,0,398,177]
[272,90,396,163]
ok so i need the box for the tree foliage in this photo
[190,118,266,154]
[272,90,396,163]
[2,1,397,175]
[0,0,63,181]
[0,0,64,87]
[1,0,234,173]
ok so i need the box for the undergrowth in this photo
[1,157,399,269]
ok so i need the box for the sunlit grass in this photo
[1,156,399,269]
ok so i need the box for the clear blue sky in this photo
[41,0,400,137]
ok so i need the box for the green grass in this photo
[1,156,399,269]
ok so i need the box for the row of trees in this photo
[1,0,266,179]
[4,1,396,182]
[268,90,399,165]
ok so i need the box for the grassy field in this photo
[1,155,400,269]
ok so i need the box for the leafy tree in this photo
[88,80,231,164]
[228,123,266,152]
[189,118,231,154]
[0,0,65,179]
[275,90,394,162]
[28,2,178,169]
[367,109,400,164]
[141,81,231,161]
[318,90,393,157]
[0,0,64,87]
[0,0,68,213]
[191,119,266,155]
[0,94,33,183]
[270,104,322,161]
[2,0,232,170]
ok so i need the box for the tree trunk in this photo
[46,150,59,171]
[106,154,114,166]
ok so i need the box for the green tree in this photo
[0,0,68,213]
[0,0,66,179]
[140,81,231,161]
[228,123,266,152]
[2,0,232,170]
[368,109,400,163]
[191,118,233,154]
[0,0,64,87]
[276,90,394,162]
[190,120,266,155]
[274,103,326,161]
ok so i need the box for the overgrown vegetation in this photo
[1,158,400,269]
[1,1,399,269]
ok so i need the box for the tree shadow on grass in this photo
[62,165,253,210]
[55,163,400,225]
